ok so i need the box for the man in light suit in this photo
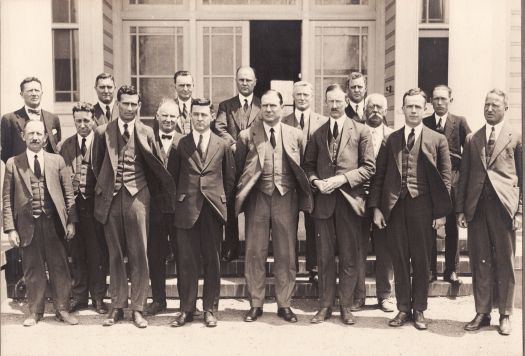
[236,90,313,323]
[282,80,327,283]
[168,98,235,327]
[93,73,119,126]
[344,72,366,124]
[60,103,108,314]
[3,120,78,326]
[303,84,375,325]
[352,93,394,313]
[423,85,471,284]
[214,66,261,262]
[92,85,176,328]
[369,88,452,330]
[173,70,194,135]
[457,89,522,336]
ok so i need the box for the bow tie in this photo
[161,134,173,140]
[27,108,40,115]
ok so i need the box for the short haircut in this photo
[173,70,193,84]
[24,120,45,133]
[364,93,387,109]
[432,84,452,97]
[487,88,508,107]
[191,98,214,113]
[117,85,141,102]
[261,90,283,105]
[156,97,178,111]
[72,102,95,116]
[236,66,257,79]
[325,83,346,98]
[95,73,115,87]
[293,80,313,94]
[402,88,427,106]
[20,77,42,92]
[346,72,366,89]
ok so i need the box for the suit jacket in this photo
[1,107,61,162]
[59,133,94,198]
[169,133,235,229]
[303,116,376,218]
[214,95,261,146]
[93,102,119,127]
[282,111,328,153]
[368,125,452,221]
[234,120,313,215]
[2,151,78,247]
[152,121,184,167]
[456,121,522,221]
[345,104,365,124]
[173,98,193,135]
[91,119,176,224]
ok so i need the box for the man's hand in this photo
[314,179,330,194]
[323,175,347,192]
[373,208,387,229]
[65,223,76,240]
[8,231,20,247]
[432,217,446,230]
[513,213,522,230]
[456,213,468,228]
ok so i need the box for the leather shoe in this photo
[193,306,203,317]
[23,313,43,327]
[221,248,238,262]
[311,307,332,324]
[244,307,263,322]
[92,299,108,314]
[204,311,218,327]
[340,307,356,325]
[389,311,411,327]
[464,313,491,331]
[309,271,319,284]
[350,299,365,312]
[55,310,79,325]
[170,312,193,327]
[132,310,148,328]
[413,310,428,330]
[103,308,124,326]
[444,271,462,284]
[498,315,511,335]
[378,298,395,313]
[69,299,88,312]
[277,307,298,323]
[143,301,167,316]
[428,272,438,283]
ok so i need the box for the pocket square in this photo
[52,128,58,135]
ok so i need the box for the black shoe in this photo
[193,307,203,317]
[308,271,319,284]
[340,307,356,325]
[350,299,365,312]
[144,301,167,316]
[132,310,148,328]
[413,310,428,330]
[69,299,89,312]
[92,299,108,314]
[389,311,411,327]
[498,315,511,335]
[244,307,263,322]
[464,313,491,331]
[103,308,124,326]
[311,307,332,324]
[170,312,193,327]
[204,311,218,327]
[428,273,438,283]
[444,272,462,284]
[277,307,298,323]
[23,313,43,327]
[221,248,239,262]
[55,310,79,325]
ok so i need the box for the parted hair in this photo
[72,102,95,116]
[117,85,141,102]
[95,73,115,86]
[20,77,42,92]
[402,88,427,106]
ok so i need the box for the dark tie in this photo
[486,126,496,162]
[269,128,276,149]
[332,121,339,140]
[123,123,130,143]
[162,134,173,140]
[182,103,188,120]
[300,113,305,129]
[34,155,41,178]
[28,108,40,115]
[436,117,443,133]
[197,134,204,159]
[81,137,87,157]
[106,105,111,121]
[243,99,249,112]
[406,128,415,150]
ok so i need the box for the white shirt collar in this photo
[192,129,212,150]
[98,100,115,112]
[330,115,347,132]
[350,100,365,117]
[238,93,254,107]
[262,121,281,141]
[435,112,448,125]
[485,120,505,142]
[404,122,424,144]
[25,105,42,120]
[117,118,135,136]
[295,108,311,121]
[26,148,44,175]
[77,131,94,150]
[178,97,192,110]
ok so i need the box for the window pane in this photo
[428,0,444,22]
[137,78,174,117]
[52,0,77,23]
[212,77,235,106]
[138,35,176,75]
[53,29,79,102]
[211,34,234,75]
[322,33,360,75]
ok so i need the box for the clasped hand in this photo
[314,175,347,194]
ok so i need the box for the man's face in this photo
[118,94,141,123]
[175,75,194,102]
[23,121,47,153]
[73,111,95,138]
[260,92,283,126]
[156,102,178,133]
[347,76,366,104]
[326,89,347,119]
[402,94,426,128]
[484,93,506,125]
[95,78,115,105]
[191,105,213,133]
[431,87,451,117]
[236,68,256,97]
[21,81,42,108]
[365,97,387,128]
[293,85,312,111]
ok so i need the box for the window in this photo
[421,0,447,24]
[52,0,79,102]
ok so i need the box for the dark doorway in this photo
[418,37,449,100]
[250,21,301,99]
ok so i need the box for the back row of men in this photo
[1,68,521,336]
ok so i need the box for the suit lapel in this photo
[43,152,57,193]
[202,134,220,171]
[488,122,512,167]
[231,99,244,130]
[390,129,403,176]
[247,98,261,128]
[15,154,32,194]
[473,128,487,169]
[252,121,267,169]
[281,124,300,166]
[41,111,56,144]
[105,120,119,172]
[336,117,353,162]
[184,135,204,170]
[71,136,82,173]
[15,108,28,134]
[444,114,456,141]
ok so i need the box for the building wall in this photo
[384,0,395,126]
[507,0,521,129]
[103,0,115,74]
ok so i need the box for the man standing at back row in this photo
[345,72,367,124]
[93,73,119,126]
[173,70,195,135]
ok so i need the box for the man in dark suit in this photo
[92,85,176,328]
[143,98,183,316]
[457,89,522,336]
[423,85,471,284]
[344,72,366,124]
[93,73,119,126]
[60,103,108,315]
[236,90,313,323]
[282,80,327,283]
[369,88,452,330]
[303,84,375,325]
[173,70,194,135]
[3,120,78,326]
[168,98,235,327]
[214,66,261,262]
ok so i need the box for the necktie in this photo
[162,134,173,140]
[406,128,415,150]
[486,126,496,162]
[436,117,443,133]
[123,123,130,143]
[28,108,40,115]
[355,104,359,115]
[269,128,276,149]
[197,134,204,159]
[34,155,41,178]
[300,113,305,129]
[243,99,249,112]
[81,137,87,157]
[182,103,188,120]
[106,105,111,121]
[333,121,339,140]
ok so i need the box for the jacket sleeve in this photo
[2,158,16,232]
[515,133,523,214]
[302,133,320,183]
[91,127,105,178]
[343,126,376,188]
[222,143,236,204]
[455,133,472,213]
[459,116,472,150]
[234,131,249,182]
[436,134,452,193]
[1,116,12,163]
[58,156,78,224]
[367,141,388,209]
[214,101,236,146]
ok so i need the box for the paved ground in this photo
[1,296,522,356]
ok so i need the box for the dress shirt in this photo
[25,106,42,121]
[77,131,94,157]
[366,123,385,157]
[192,129,211,153]
[329,115,347,136]
[262,121,282,144]
[295,108,310,127]
[160,130,175,153]
[178,98,193,117]
[349,100,365,119]
[117,118,135,137]
[26,148,44,176]
[435,112,448,130]
[238,93,254,107]
[404,122,424,145]
[98,100,115,115]
[485,119,505,143]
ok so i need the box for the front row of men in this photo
[2,84,520,336]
